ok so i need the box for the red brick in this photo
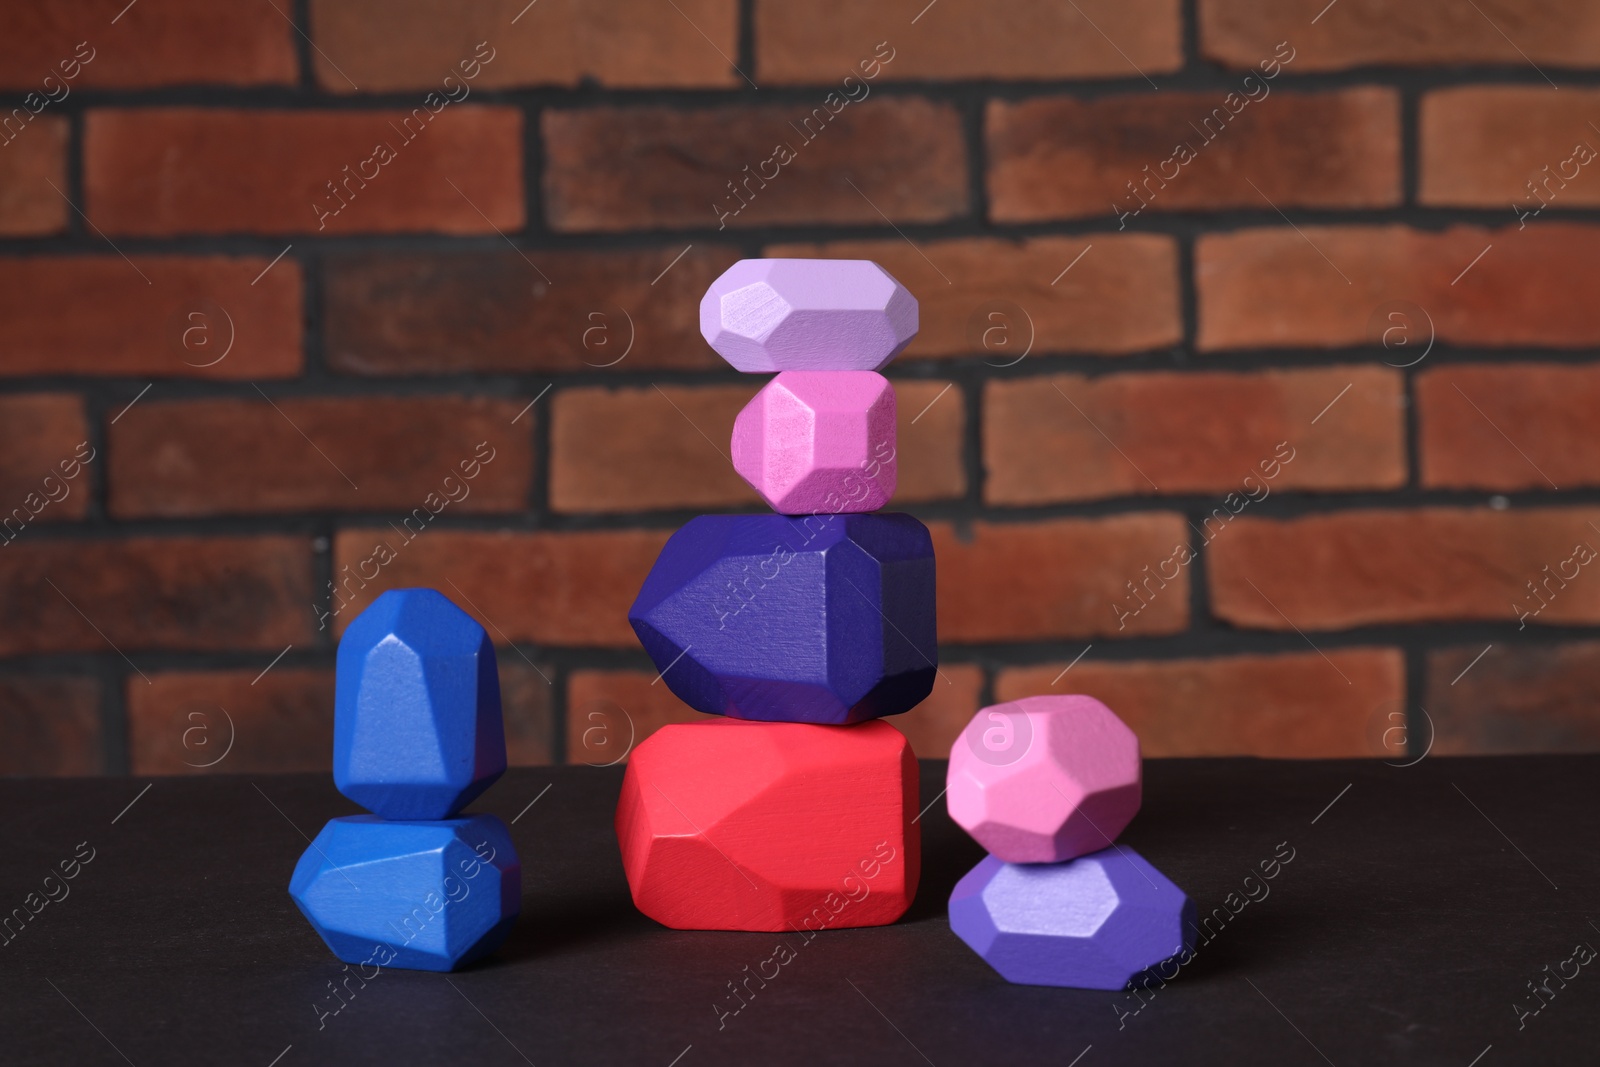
[127,669,332,776]
[1417,363,1600,491]
[548,380,963,514]
[765,236,1180,358]
[84,108,522,236]
[988,88,1399,222]
[542,98,966,232]
[0,3,295,88]
[551,385,755,514]
[885,663,983,761]
[1210,508,1600,631]
[0,256,301,379]
[984,366,1404,505]
[756,0,1180,83]
[1197,224,1600,350]
[1421,87,1600,208]
[108,396,531,518]
[934,515,1190,643]
[0,114,66,235]
[0,395,91,526]
[501,660,555,766]
[1201,0,1600,72]
[1426,642,1600,755]
[0,536,312,656]
[325,246,740,375]
[996,649,1404,758]
[331,529,669,647]
[568,662,984,764]
[0,675,101,776]
[565,670,713,764]
[889,382,967,504]
[124,660,552,774]
[311,0,738,90]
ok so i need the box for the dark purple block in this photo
[948,848,1195,990]
[628,513,937,724]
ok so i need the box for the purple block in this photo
[949,848,1195,990]
[700,259,918,373]
[628,513,937,724]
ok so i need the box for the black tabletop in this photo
[2,755,1595,1066]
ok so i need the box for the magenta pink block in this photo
[946,695,1142,864]
[731,371,896,516]
[700,259,918,373]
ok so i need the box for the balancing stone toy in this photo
[630,513,934,724]
[616,259,929,931]
[945,696,1194,989]
[289,588,521,971]
[618,719,916,931]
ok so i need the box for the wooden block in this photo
[949,848,1194,990]
[289,814,520,973]
[334,588,506,819]
[615,719,919,931]
[947,695,1141,863]
[700,259,917,372]
[629,512,937,724]
[731,370,896,515]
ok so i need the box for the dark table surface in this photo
[1,755,1596,1066]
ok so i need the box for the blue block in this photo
[948,848,1196,990]
[289,815,520,973]
[628,513,937,724]
[334,588,506,820]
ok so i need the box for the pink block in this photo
[701,259,918,373]
[731,371,896,515]
[946,695,1142,864]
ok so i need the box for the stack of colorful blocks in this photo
[945,695,1196,989]
[282,260,1192,992]
[289,589,522,971]
[615,259,935,932]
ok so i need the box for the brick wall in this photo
[3,0,1598,776]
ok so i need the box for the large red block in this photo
[615,719,919,931]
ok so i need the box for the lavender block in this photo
[949,848,1195,990]
[700,258,918,373]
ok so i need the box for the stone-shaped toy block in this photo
[700,259,918,373]
[628,513,936,724]
[615,719,919,931]
[949,848,1195,990]
[335,588,506,820]
[289,814,520,973]
[731,371,896,515]
[947,695,1140,863]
